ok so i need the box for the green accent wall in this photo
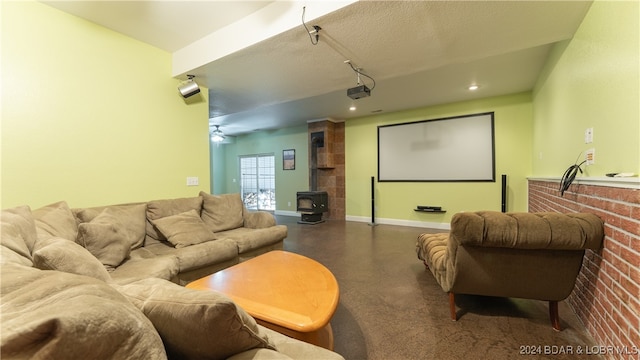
[214,125,309,212]
[345,93,533,224]
[532,0,639,177]
[1,2,211,209]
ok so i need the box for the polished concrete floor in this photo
[277,215,601,360]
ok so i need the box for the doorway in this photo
[239,154,275,211]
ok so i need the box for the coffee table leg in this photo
[256,319,334,350]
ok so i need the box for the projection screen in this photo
[377,112,495,182]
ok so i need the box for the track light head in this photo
[178,75,201,98]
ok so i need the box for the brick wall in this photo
[528,179,639,359]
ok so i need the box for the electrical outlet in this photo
[585,128,594,144]
[186,177,199,186]
[585,148,595,165]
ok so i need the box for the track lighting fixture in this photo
[210,125,225,143]
[178,75,201,98]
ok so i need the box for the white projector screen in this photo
[378,112,495,182]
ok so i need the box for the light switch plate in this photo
[186,177,199,186]
[585,128,594,144]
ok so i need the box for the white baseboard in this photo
[345,215,450,230]
[274,210,299,217]
[275,211,450,230]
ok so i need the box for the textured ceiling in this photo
[42,1,593,136]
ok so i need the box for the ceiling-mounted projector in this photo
[178,75,201,98]
[347,84,371,100]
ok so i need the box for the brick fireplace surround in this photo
[528,179,639,358]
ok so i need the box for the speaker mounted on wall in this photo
[178,75,201,98]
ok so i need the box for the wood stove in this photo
[296,191,328,224]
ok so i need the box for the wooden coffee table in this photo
[186,250,339,350]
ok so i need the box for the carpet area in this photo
[278,216,601,360]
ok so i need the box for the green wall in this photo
[217,0,638,228]
[345,93,533,225]
[532,0,639,177]
[214,125,309,212]
[1,1,211,209]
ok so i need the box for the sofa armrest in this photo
[243,210,276,229]
[450,211,604,250]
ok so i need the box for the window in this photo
[240,154,275,211]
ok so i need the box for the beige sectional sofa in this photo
[68,192,288,285]
[0,192,344,360]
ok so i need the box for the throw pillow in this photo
[146,196,204,240]
[77,208,134,270]
[115,277,276,360]
[33,237,111,282]
[199,192,244,233]
[75,204,146,249]
[0,205,37,265]
[150,210,217,248]
[0,264,167,359]
[32,201,78,242]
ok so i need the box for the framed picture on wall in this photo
[283,149,295,170]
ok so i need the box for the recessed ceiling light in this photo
[468,84,479,91]
[349,106,356,111]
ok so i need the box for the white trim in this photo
[528,176,640,190]
[274,210,299,217]
[275,211,450,230]
[346,215,451,230]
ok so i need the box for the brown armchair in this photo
[416,211,604,330]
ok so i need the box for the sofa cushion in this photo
[200,192,244,232]
[75,204,147,249]
[32,201,78,241]
[243,209,277,229]
[0,245,33,267]
[109,253,180,285]
[77,207,148,270]
[220,225,288,254]
[115,277,276,360]
[150,209,217,248]
[415,233,450,288]
[145,237,239,273]
[232,327,345,360]
[0,206,37,265]
[0,263,167,359]
[32,237,111,282]
[146,196,204,240]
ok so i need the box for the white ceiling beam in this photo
[172,0,357,78]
